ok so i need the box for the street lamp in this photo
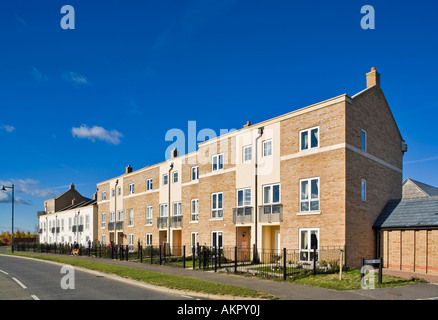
[2,184,15,253]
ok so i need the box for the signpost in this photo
[361,257,383,285]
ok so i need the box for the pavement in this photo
[3,248,437,301]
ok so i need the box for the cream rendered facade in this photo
[97,69,405,268]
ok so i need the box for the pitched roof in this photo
[374,197,438,230]
[57,198,95,212]
[403,178,438,198]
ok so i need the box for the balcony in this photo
[258,204,283,223]
[233,207,253,224]
[157,217,168,229]
[108,221,124,230]
[170,215,182,228]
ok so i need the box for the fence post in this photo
[126,245,129,261]
[159,245,162,265]
[313,247,317,275]
[192,246,196,270]
[234,246,237,274]
[283,248,287,281]
[140,245,143,263]
[202,246,206,270]
[183,245,186,269]
[214,246,217,272]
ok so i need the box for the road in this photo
[0,254,194,300]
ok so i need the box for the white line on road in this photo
[0,269,8,275]
[12,277,27,289]
[31,295,40,300]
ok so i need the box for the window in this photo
[211,192,223,219]
[146,233,152,246]
[129,183,135,195]
[263,184,281,214]
[243,145,252,162]
[117,210,123,221]
[101,234,106,245]
[191,232,199,252]
[160,204,168,217]
[85,215,90,229]
[111,188,115,197]
[191,199,199,221]
[300,127,319,151]
[173,171,178,183]
[191,166,199,181]
[101,191,106,201]
[299,229,319,262]
[128,234,134,251]
[361,179,367,201]
[147,178,153,191]
[146,206,153,225]
[118,187,121,196]
[69,217,72,231]
[173,201,182,216]
[212,154,224,171]
[163,174,168,186]
[236,188,252,216]
[211,231,223,249]
[127,208,134,226]
[361,129,367,152]
[263,140,272,157]
[300,178,319,212]
[109,211,115,222]
[61,219,64,231]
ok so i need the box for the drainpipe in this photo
[168,162,174,251]
[254,126,264,263]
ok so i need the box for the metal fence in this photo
[14,242,345,281]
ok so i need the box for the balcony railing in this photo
[233,207,253,224]
[157,217,168,229]
[170,215,182,228]
[258,204,283,223]
[108,221,124,231]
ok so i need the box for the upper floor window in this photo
[173,171,179,183]
[300,127,319,151]
[191,166,199,181]
[361,179,367,201]
[300,178,319,212]
[127,208,134,226]
[163,174,168,186]
[191,199,199,221]
[263,140,272,157]
[129,183,134,195]
[111,188,115,197]
[147,178,153,191]
[361,129,367,152]
[146,206,153,225]
[212,154,224,171]
[101,191,106,201]
[243,145,252,162]
[211,192,223,219]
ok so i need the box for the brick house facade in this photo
[96,68,406,268]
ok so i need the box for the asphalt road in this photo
[0,254,193,300]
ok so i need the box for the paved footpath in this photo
[4,250,438,300]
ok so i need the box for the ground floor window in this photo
[211,231,223,249]
[299,228,319,262]
[128,234,134,251]
[191,232,199,254]
[146,233,152,246]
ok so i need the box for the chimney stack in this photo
[244,121,251,128]
[70,183,75,190]
[366,67,380,88]
[171,147,179,159]
[126,165,133,174]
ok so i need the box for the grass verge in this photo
[288,269,426,290]
[8,253,277,300]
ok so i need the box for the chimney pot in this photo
[126,165,133,174]
[244,121,251,128]
[171,148,179,159]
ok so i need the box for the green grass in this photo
[8,253,277,299]
[288,269,426,290]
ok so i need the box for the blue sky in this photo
[1,0,438,232]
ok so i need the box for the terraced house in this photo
[96,68,406,268]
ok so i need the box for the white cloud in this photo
[0,124,15,133]
[31,67,48,82]
[72,124,123,145]
[62,71,90,86]
[0,179,57,205]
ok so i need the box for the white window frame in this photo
[299,126,319,151]
[243,145,252,162]
[191,199,199,222]
[101,191,106,201]
[211,192,223,219]
[101,234,106,245]
[109,211,115,223]
[163,174,168,186]
[263,139,272,157]
[361,179,367,202]
[173,171,179,183]
[299,228,319,262]
[85,215,90,230]
[160,204,168,217]
[147,178,153,191]
[129,183,135,195]
[211,231,223,249]
[212,153,224,172]
[117,210,123,221]
[127,208,134,226]
[361,129,367,152]
[173,201,182,216]
[191,232,199,252]
[146,233,153,246]
[191,166,199,181]
[128,234,134,251]
[299,177,320,213]
[146,206,153,225]
[236,188,252,216]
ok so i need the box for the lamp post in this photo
[114,179,118,246]
[2,184,15,253]
[168,163,174,252]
